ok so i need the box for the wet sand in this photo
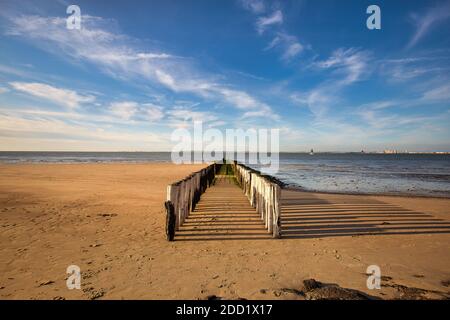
[0,163,449,299]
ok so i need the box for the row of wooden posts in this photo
[231,162,282,238]
[164,161,283,241]
[164,164,216,241]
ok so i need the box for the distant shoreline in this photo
[0,151,449,154]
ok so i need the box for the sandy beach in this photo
[1,163,449,300]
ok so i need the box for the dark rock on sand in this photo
[274,279,377,300]
[302,279,321,291]
[301,279,375,300]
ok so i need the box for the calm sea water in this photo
[255,153,450,198]
[0,151,172,163]
[0,152,449,197]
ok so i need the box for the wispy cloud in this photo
[240,4,304,62]
[239,0,265,14]
[379,54,450,82]
[109,101,138,120]
[407,1,450,48]
[0,111,169,151]
[422,83,450,101]
[293,48,371,118]
[314,48,371,85]
[0,64,32,78]
[6,15,182,87]
[166,106,220,128]
[283,97,449,151]
[265,32,303,61]
[357,100,400,110]
[357,101,447,132]
[5,14,278,120]
[9,81,95,109]
[256,10,283,34]
[144,103,165,122]
[242,107,280,120]
[108,101,165,122]
[217,88,264,109]
[291,88,333,118]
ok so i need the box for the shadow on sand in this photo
[175,180,450,241]
[281,191,450,239]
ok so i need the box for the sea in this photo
[0,151,449,197]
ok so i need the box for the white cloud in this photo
[358,100,399,110]
[379,55,450,82]
[166,107,220,128]
[0,64,31,77]
[291,48,372,120]
[291,89,332,118]
[315,48,370,85]
[242,107,280,121]
[144,103,165,121]
[154,69,178,91]
[282,42,303,60]
[217,88,260,109]
[6,14,278,120]
[266,32,303,61]
[240,0,265,14]
[6,15,193,93]
[256,10,283,34]
[242,5,304,62]
[9,81,95,109]
[358,106,442,131]
[0,112,168,151]
[408,1,450,48]
[109,101,138,120]
[422,84,450,101]
[215,87,281,120]
[108,101,166,122]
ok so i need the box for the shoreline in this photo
[0,162,448,199]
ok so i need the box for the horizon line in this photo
[0,150,449,154]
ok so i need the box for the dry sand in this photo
[0,163,449,300]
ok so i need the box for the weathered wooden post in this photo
[178,180,185,228]
[273,183,281,238]
[167,184,178,228]
[267,183,274,233]
[164,200,176,241]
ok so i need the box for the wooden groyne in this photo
[165,164,216,241]
[165,161,283,241]
[232,162,282,238]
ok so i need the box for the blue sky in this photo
[0,0,449,152]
